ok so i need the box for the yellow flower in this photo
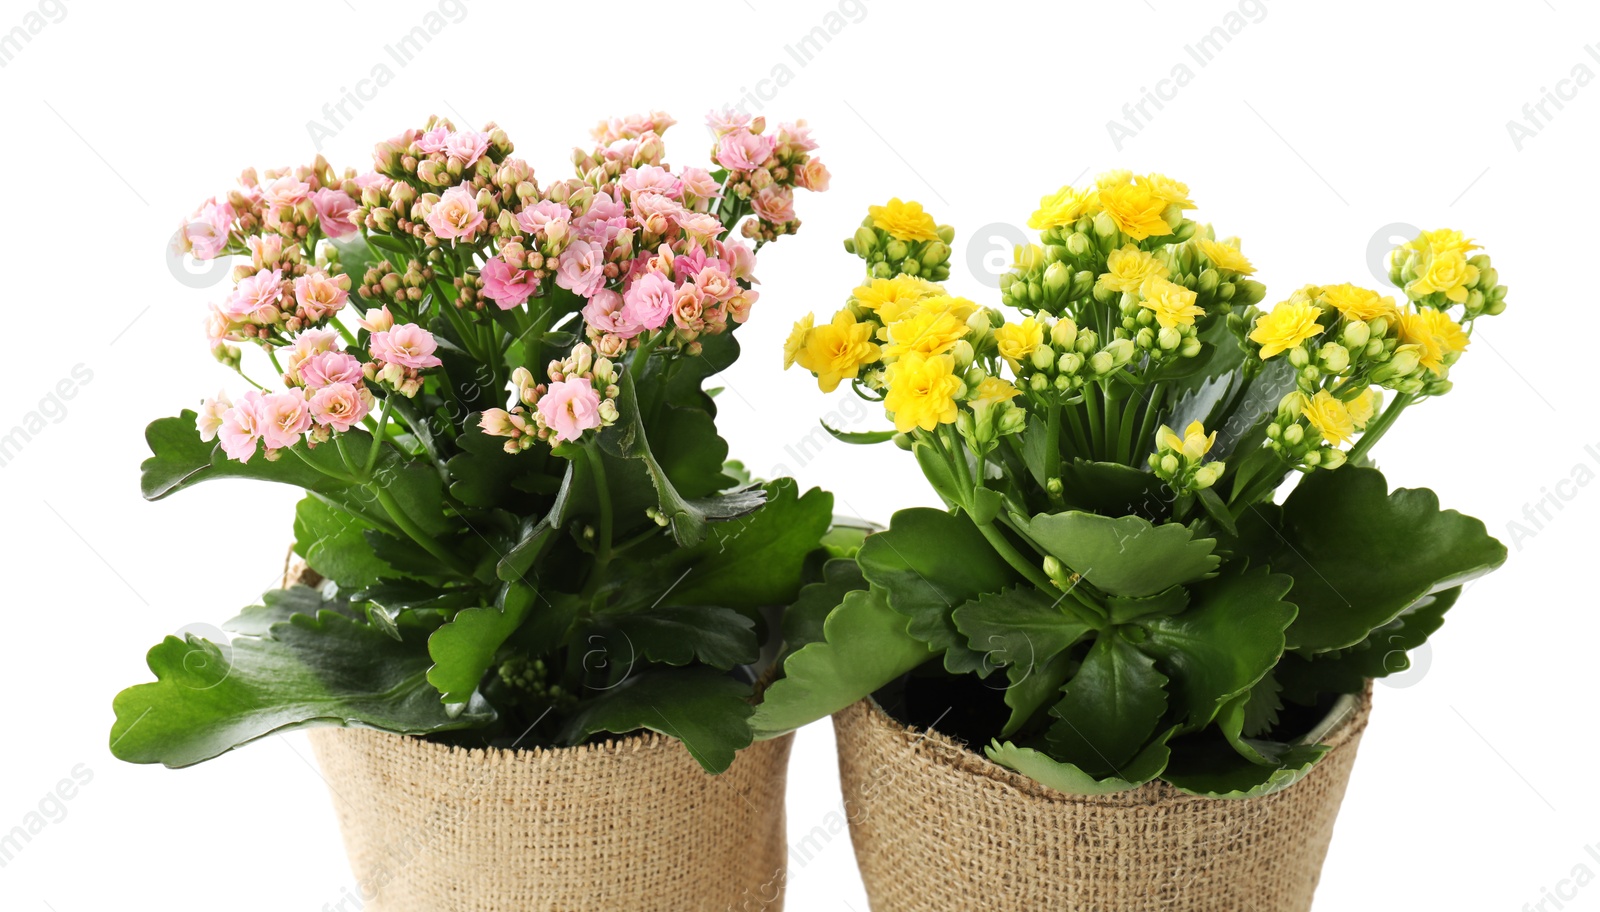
[782,313,814,369]
[1096,245,1169,295]
[1406,228,1480,259]
[867,198,940,242]
[1196,237,1255,276]
[1409,250,1480,304]
[1140,277,1205,329]
[796,309,880,393]
[1098,180,1173,241]
[884,352,963,433]
[881,309,970,360]
[1143,173,1196,210]
[911,294,979,322]
[1249,300,1326,359]
[970,376,1021,406]
[853,275,943,324]
[1158,420,1216,460]
[1303,390,1355,445]
[1396,309,1470,374]
[1347,388,1382,428]
[1320,284,1396,322]
[1027,185,1099,229]
[993,317,1046,367]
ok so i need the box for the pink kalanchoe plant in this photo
[115,112,836,776]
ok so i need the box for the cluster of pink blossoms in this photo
[175,110,824,464]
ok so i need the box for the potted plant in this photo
[110,109,835,911]
[759,178,1508,910]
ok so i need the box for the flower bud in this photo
[1093,211,1118,239]
[1030,346,1056,372]
[1198,268,1220,294]
[1058,352,1084,374]
[885,239,909,262]
[1342,321,1371,348]
[1179,338,1202,358]
[1160,454,1180,475]
[1044,260,1070,295]
[922,241,950,268]
[1090,351,1114,375]
[1319,342,1350,373]
[1288,346,1310,369]
[1157,327,1181,351]
[1321,449,1346,470]
[952,340,975,371]
[1283,424,1304,446]
[1066,232,1092,257]
[1104,338,1135,365]
[1051,318,1078,351]
[1389,348,1420,376]
[1193,461,1225,489]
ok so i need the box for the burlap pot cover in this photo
[833,688,1372,912]
[309,726,794,912]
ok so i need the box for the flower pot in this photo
[832,688,1372,911]
[308,726,793,911]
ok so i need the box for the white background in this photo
[1,0,1595,909]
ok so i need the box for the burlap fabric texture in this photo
[309,726,794,912]
[833,688,1372,912]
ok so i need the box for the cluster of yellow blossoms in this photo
[786,177,1506,485]
[1245,227,1503,469]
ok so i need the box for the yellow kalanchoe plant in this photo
[760,174,1508,799]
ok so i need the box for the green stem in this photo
[582,443,615,605]
[334,434,358,477]
[1133,384,1166,464]
[1083,384,1104,459]
[975,521,1055,592]
[1116,386,1141,466]
[1346,392,1415,466]
[1063,403,1093,458]
[375,487,474,577]
[364,396,396,478]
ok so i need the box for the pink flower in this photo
[444,130,491,166]
[631,192,682,236]
[555,239,607,298]
[261,176,310,208]
[672,283,706,330]
[537,377,602,444]
[310,188,359,238]
[516,200,571,235]
[196,392,231,442]
[309,382,372,432]
[247,234,283,268]
[370,323,443,370]
[217,391,266,462]
[581,289,644,339]
[354,171,390,190]
[299,351,364,389]
[356,306,393,333]
[678,212,724,246]
[203,305,231,345]
[797,158,831,192]
[620,165,684,200]
[752,185,796,223]
[730,288,759,324]
[694,266,737,303]
[481,256,537,310]
[293,270,349,321]
[620,271,676,331]
[415,126,450,154]
[592,111,676,145]
[719,240,758,282]
[258,390,313,451]
[715,129,776,171]
[705,108,753,138]
[582,190,626,224]
[180,199,234,259]
[224,269,283,322]
[426,187,486,241]
[678,166,722,204]
[778,120,818,152]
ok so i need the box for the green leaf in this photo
[1244,467,1505,652]
[111,610,490,768]
[1160,728,1330,799]
[986,728,1173,796]
[912,441,962,507]
[1277,587,1459,703]
[224,586,335,636]
[560,667,754,774]
[1025,511,1219,598]
[1056,460,1165,519]
[781,558,868,651]
[1136,564,1296,730]
[752,587,937,738]
[858,508,1022,674]
[1046,633,1169,774]
[952,586,1096,735]
[425,583,535,705]
[293,496,394,590]
[667,480,833,611]
[495,516,557,584]
[821,421,897,445]
[587,605,758,670]
[650,404,733,499]
[446,418,552,511]
[1105,585,1189,625]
